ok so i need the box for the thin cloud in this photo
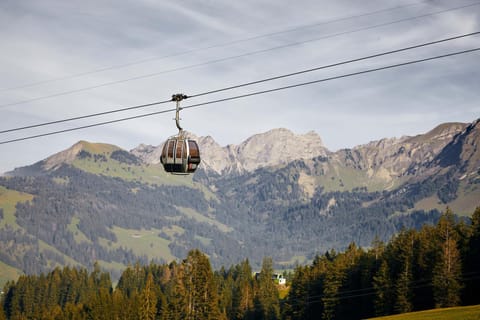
[0,0,479,173]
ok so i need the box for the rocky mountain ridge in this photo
[328,122,470,184]
[129,121,475,189]
[131,128,328,175]
[1,118,479,282]
[18,119,480,196]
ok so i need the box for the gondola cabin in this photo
[160,136,201,174]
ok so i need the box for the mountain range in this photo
[0,118,479,285]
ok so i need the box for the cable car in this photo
[160,94,201,174]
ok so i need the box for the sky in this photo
[0,0,479,173]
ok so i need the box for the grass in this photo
[368,305,480,320]
[0,185,34,229]
[278,285,290,299]
[447,180,480,216]
[314,164,406,193]
[277,255,308,267]
[71,155,196,188]
[67,216,91,244]
[99,226,176,263]
[38,240,81,268]
[78,141,120,154]
[69,142,219,202]
[194,235,212,246]
[176,206,232,232]
[409,181,480,217]
[0,260,23,289]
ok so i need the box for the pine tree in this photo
[389,230,415,314]
[283,265,310,320]
[255,257,280,320]
[217,269,234,319]
[432,208,462,308]
[395,260,413,314]
[233,259,254,320]
[0,302,6,320]
[156,291,169,320]
[175,249,220,320]
[373,259,392,316]
[463,207,480,305]
[322,259,344,320]
[139,273,157,320]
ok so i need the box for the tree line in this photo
[1,161,456,275]
[1,207,479,320]
[283,207,480,319]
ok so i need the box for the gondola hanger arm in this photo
[171,93,188,132]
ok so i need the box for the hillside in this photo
[368,305,480,320]
[0,119,479,282]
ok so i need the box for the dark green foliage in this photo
[2,212,480,320]
[283,207,480,320]
[110,150,141,165]
[432,208,463,307]
[463,207,480,305]
[77,150,92,159]
[139,273,157,320]
[0,155,456,276]
[373,260,392,316]
[254,257,280,320]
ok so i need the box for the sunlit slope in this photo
[368,304,480,320]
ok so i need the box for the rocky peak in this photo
[130,143,162,165]
[433,119,480,171]
[131,128,328,175]
[42,140,122,171]
[329,122,469,183]
[42,141,97,171]
[232,128,327,172]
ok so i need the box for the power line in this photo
[0,99,172,134]
[282,271,480,308]
[1,1,479,109]
[1,46,478,145]
[2,30,479,135]
[188,31,480,99]
[0,0,434,93]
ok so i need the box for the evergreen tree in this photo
[411,225,436,310]
[322,255,345,320]
[371,236,385,261]
[0,302,6,320]
[176,249,220,320]
[233,259,254,320]
[372,259,392,316]
[84,287,113,320]
[217,269,234,319]
[156,291,169,320]
[283,265,311,320]
[464,207,480,305]
[111,290,129,320]
[166,262,187,320]
[139,273,157,320]
[390,230,415,314]
[254,257,280,320]
[395,260,413,314]
[432,208,462,308]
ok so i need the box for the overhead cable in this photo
[0,0,435,93]
[1,30,479,135]
[1,46,478,145]
[1,1,479,109]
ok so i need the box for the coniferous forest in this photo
[1,207,479,320]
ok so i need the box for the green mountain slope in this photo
[0,119,479,285]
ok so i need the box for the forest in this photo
[1,207,479,320]
[0,161,448,277]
